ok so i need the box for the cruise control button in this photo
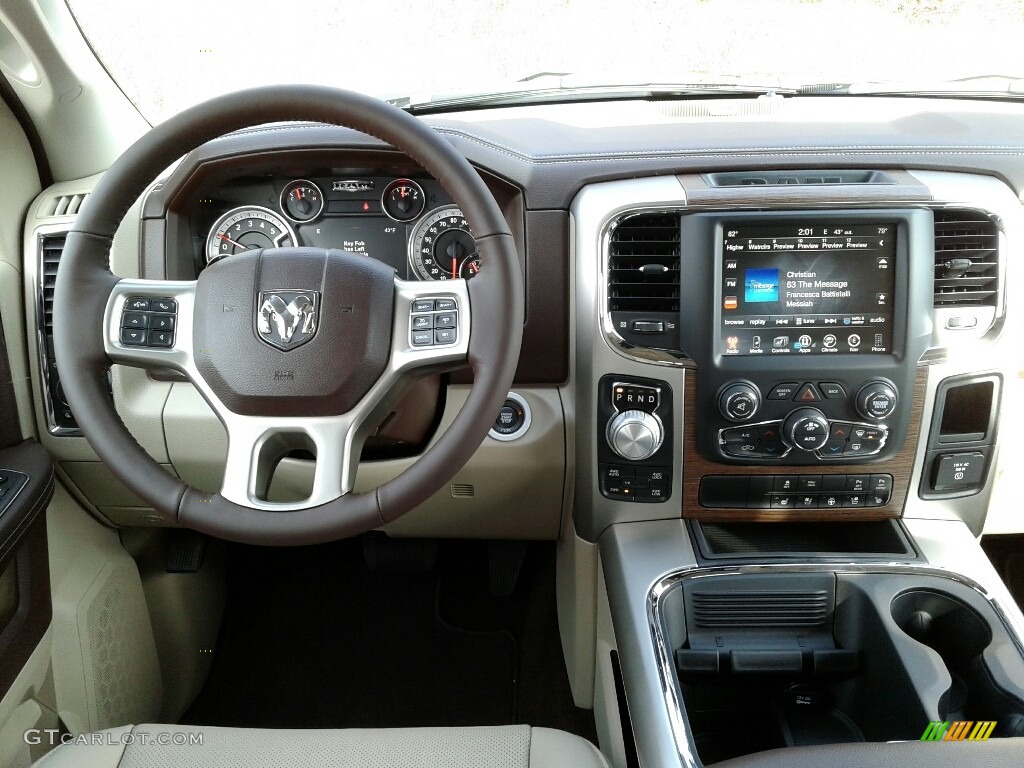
[122,311,149,329]
[434,328,457,344]
[151,298,177,313]
[434,312,457,329]
[120,328,147,346]
[769,382,799,400]
[434,298,457,312]
[819,382,847,399]
[412,330,433,346]
[412,299,435,313]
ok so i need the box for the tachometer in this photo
[408,206,478,281]
[206,206,297,264]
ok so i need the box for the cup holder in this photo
[891,589,1024,732]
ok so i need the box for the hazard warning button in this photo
[793,383,822,403]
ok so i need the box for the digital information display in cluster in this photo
[719,222,897,357]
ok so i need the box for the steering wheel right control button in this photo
[783,408,830,451]
[409,296,459,347]
[120,297,177,349]
[718,382,761,422]
[856,380,898,420]
[488,392,532,442]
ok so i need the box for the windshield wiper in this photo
[796,76,1024,98]
[389,82,797,115]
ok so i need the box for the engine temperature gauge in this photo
[382,178,426,222]
[281,179,324,222]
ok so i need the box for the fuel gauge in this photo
[281,179,324,222]
[382,178,426,222]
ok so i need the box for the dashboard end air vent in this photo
[45,193,88,217]
[608,214,681,313]
[933,209,999,308]
[704,170,894,187]
[37,232,81,434]
[691,590,830,628]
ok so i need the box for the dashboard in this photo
[18,94,1024,768]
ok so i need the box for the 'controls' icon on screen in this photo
[773,335,789,349]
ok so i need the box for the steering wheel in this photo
[53,86,523,546]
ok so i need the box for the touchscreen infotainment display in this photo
[719,222,896,356]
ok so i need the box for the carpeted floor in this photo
[183,538,596,742]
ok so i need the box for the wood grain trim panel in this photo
[683,367,926,522]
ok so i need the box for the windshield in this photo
[68,0,1024,123]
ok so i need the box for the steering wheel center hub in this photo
[193,247,395,417]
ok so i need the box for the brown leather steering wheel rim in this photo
[52,85,523,545]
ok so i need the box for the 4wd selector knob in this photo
[606,410,664,461]
[856,381,898,421]
[783,407,830,451]
[718,382,761,422]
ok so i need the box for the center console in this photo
[570,171,1022,767]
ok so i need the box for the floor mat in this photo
[183,541,516,729]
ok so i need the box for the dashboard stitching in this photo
[216,123,1024,163]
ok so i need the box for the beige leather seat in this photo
[34,724,609,768]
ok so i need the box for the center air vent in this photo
[691,590,830,628]
[933,209,999,308]
[608,213,680,313]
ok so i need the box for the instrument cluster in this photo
[198,175,478,281]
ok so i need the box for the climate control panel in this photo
[597,376,673,503]
[710,377,898,464]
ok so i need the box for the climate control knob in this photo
[856,381,898,421]
[718,382,761,422]
[783,408,830,452]
[606,410,664,461]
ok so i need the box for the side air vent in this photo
[608,214,680,313]
[691,590,830,628]
[45,193,88,217]
[37,232,80,434]
[933,209,999,307]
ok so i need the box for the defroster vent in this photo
[933,209,999,308]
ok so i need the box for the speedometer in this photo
[206,206,297,264]
[408,206,478,281]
